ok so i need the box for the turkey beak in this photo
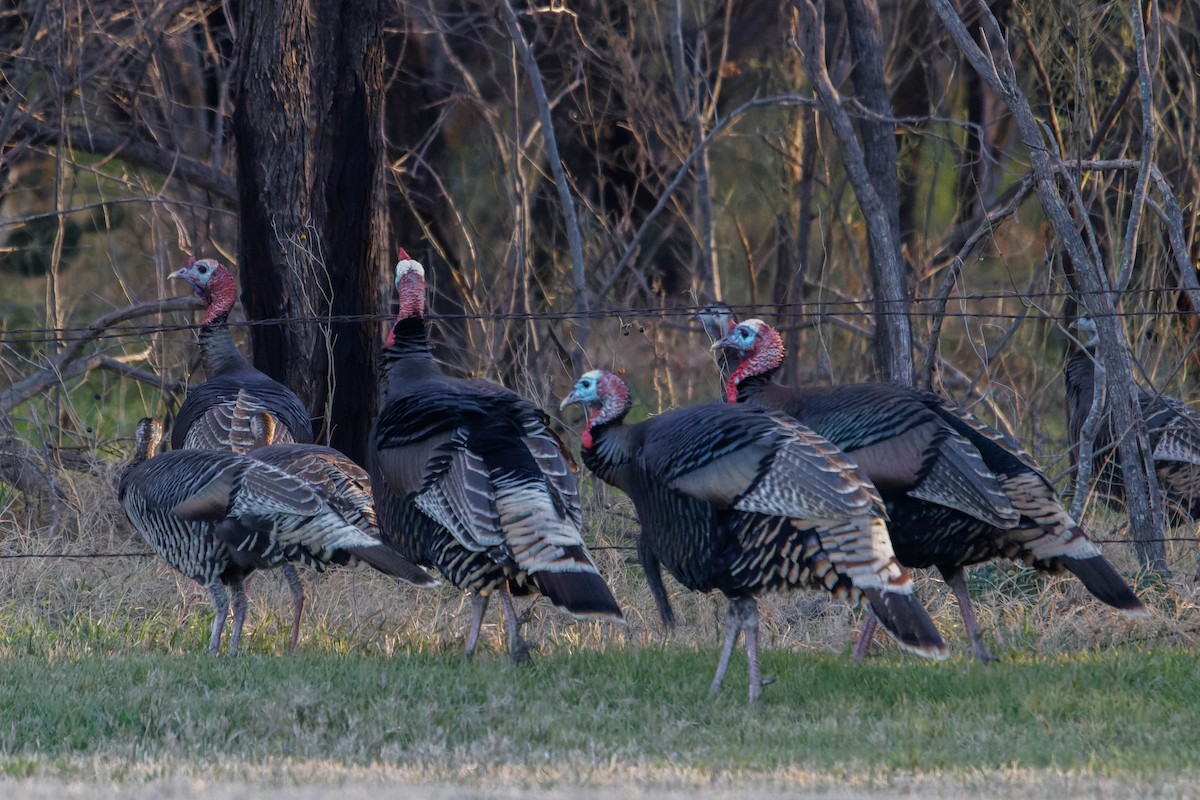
[710,336,734,351]
[559,390,581,411]
[167,268,198,294]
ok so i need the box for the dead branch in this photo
[15,118,237,203]
[927,0,1168,572]
[0,295,202,413]
[602,94,819,299]
[923,175,1036,387]
[496,0,589,366]
[791,0,913,385]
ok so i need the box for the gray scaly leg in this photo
[228,576,249,656]
[205,581,230,655]
[281,564,305,655]
[944,568,996,663]
[464,593,490,659]
[499,587,536,663]
[710,601,743,696]
[852,613,878,662]
[738,598,765,702]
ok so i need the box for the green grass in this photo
[3,471,1198,793]
[0,644,1197,778]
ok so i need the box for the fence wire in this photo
[1,284,1200,347]
[2,285,1200,567]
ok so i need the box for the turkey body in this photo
[168,258,313,451]
[713,318,1147,662]
[371,252,622,660]
[248,439,437,587]
[167,258,348,651]
[1066,316,1200,526]
[562,369,946,701]
[118,419,399,655]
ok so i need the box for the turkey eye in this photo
[198,265,208,274]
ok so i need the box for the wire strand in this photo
[1,285,1197,346]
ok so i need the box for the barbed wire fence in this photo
[5,285,1200,347]
[3,288,1200,573]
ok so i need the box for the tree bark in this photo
[233,0,387,463]
[792,0,914,385]
[843,0,912,385]
[928,0,1168,572]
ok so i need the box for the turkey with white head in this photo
[370,249,624,660]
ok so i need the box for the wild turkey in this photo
[240,410,438,650]
[118,418,421,655]
[560,369,947,701]
[371,250,624,659]
[711,318,1147,662]
[168,258,313,450]
[697,303,738,384]
[1067,315,1200,531]
[165,254,315,651]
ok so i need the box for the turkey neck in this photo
[580,415,639,491]
[382,315,440,390]
[120,423,162,493]
[731,368,777,404]
[198,309,252,375]
[1064,346,1098,450]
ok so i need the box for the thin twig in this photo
[1115,0,1157,293]
[0,296,202,412]
[496,0,589,365]
[602,94,818,298]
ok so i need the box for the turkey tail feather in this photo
[1058,555,1148,616]
[861,587,949,660]
[346,544,440,587]
[531,570,624,623]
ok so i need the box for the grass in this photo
[2,470,1200,795]
[0,644,1198,792]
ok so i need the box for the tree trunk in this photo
[928,0,1168,573]
[233,0,387,464]
[838,0,914,384]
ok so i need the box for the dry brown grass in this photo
[1,461,1196,662]
[3,758,1199,800]
[2,467,1199,799]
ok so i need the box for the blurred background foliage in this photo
[0,0,1196,545]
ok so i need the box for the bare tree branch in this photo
[1115,0,1158,292]
[923,175,1035,387]
[1148,165,1200,314]
[604,94,819,299]
[670,0,719,301]
[791,0,913,385]
[15,119,237,203]
[927,0,1168,572]
[496,0,589,366]
[0,295,202,412]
